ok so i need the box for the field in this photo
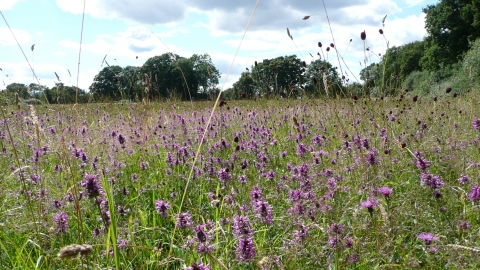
[1,94,480,269]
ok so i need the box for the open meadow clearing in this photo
[1,94,480,269]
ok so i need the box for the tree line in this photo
[2,0,479,103]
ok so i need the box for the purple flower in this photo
[361,198,377,213]
[418,232,438,245]
[155,200,171,217]
[236,236,256,262]
[186,262,210,270]
[328,235,341,248]
[176,212,193,229]
[457,173,470,185]
[80,173,101,198]
[118,134,126,145]
[217,168,232,183]
[459,220,471,230]
[250,185,263,203]
[292,223,309,242]
[343,237,354,248]
[378,186,392,198]
[53,211,69,235]
[296,143,308,156]
[420,172,444,190]
[414,152,429,170]
[472,116,480,130]
[328,222,344,235]
[253,200,273,225]
[194,224,215,254]
[365,147,379,166]
[232,215,253,237]
[468,185,480,201]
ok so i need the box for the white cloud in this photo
[0,0,21,10]
[0,26,31,46]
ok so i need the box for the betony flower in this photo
[473,116,480,130]
[53,211,69,235]
[155,200,171,217]
[468,185,480,201]
[236,236,256,262]
[458,173,470,185]
[176,212,193,229]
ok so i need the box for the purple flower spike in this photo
[468,185,480,201]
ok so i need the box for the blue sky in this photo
[0,0,437,91]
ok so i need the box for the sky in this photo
[0,0,438,92]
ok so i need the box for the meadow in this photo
[1,92,480,269]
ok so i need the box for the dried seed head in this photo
[330,43,334,48]
[360,31,366,40]
[302,61,306,67]
[254,61,258,67]
[302,16,310,20]
[350,39,352,42]
[413,95,418,102]
[318,42,322,48]
[58,244,92,259]
[326,47,330,52]
[446,87,452,93]
[379,29,384,34]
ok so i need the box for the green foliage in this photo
[6,83,30,99]
[230,72,255,99]
[304,59,343,97]
[251,55,303,98]
[89,65,124,100]
[421,0,480,70]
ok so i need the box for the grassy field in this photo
[1,93,480,269]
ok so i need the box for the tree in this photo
[231,72,255,99]
[89,65,124,100]
[6,83,30,99]
[190,54,221,94]
[251,55,303,98]
[304,59,344,97]
[421,0,480,70]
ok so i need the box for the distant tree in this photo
[190,54,221,95]
[89,65,124,100]
[6,83,30,99]
[251,55,303,98]
[304,59,344,97]
[421,0,480,70]
[231,72,255,99]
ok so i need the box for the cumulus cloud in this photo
[59,25,187,58]
[0,0,21,10]
[0,27,31,46]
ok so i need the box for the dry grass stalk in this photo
[58,244,92,258]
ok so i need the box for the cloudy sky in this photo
[0,0,436,91]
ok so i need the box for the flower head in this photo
[53,211,69,235]
[155,200,171,217]
[468,185,480,201]
[418,232,438,245]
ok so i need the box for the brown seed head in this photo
[446,87,452,93]
[360,31,366,40]
[379,29,384,34]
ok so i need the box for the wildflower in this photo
[186,262,210,270]
[427,246,440,254]
[378,186,392,198]
[361,198,377,213]
[233,215,253,237]
[365,147,379,166]
[53,211,69,235]
[253,200,273,225]
[418,232,438,245]
[194,224,215,254]
[176,212,193,229]
[343,237,354,248]
[80,173,101,198]
[459,220,471,230]
[420,172,444,190]
[414,152,429,170]
[473,116,480,130]
[360,31,366,40]
[155,200,170,217]
[250,185,263,203]
[236,236,256,262]
[468,185,480,201]
[118,134,126,145]
[292,223,309,242]
[217,168,232,183]
[328,222,344,235]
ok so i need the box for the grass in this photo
[0,94,479,269]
